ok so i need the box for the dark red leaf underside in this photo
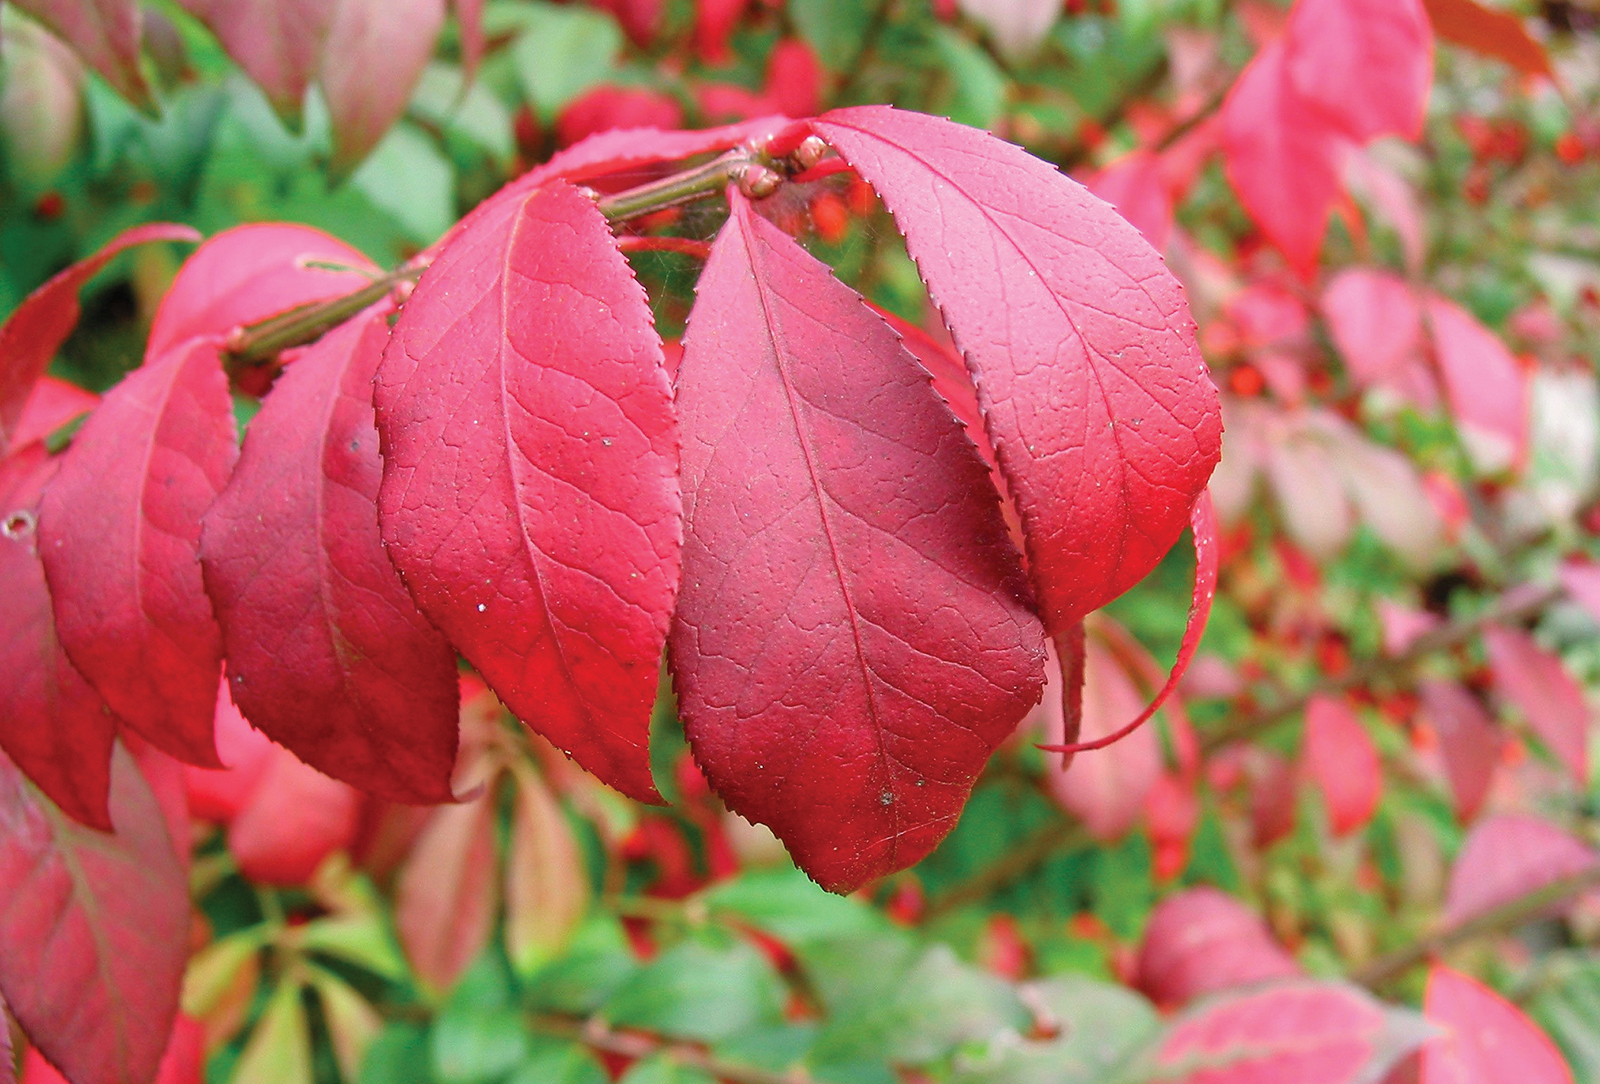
[810,106,1222,635]
[1421,0,1553,79]
[671,196,1045,893]
[147,223,377,358]
[0,445,116,828]
[375,181,679,804]
[0,742,188,1084]
[0,223,199,457]
[202,312,460,804]
[39,338,238,769]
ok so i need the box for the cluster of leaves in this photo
[4,1,1600,1084]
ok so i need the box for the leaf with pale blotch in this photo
[1423,966,1575,1084]
[10,0,149,108]
[505,764,589,974]
[396,793,499,992]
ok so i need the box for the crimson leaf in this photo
[671,195,1045,893]
[0,223,199,458]
[374,180,679,804]
[202,311,460,804]
[0,743,188,1084]
[810,105,1222,635]
[0,445,115,828]
[39,338,238,769]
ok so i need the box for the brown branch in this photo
[1355,864,1600,989]
[529,1013,831,1084]
[1201,583,1560,755]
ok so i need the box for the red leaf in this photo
[1285,0,1433,142]
[227,746,362,886]
[10,0,150,107]
[670,195,1045,893]
[1221,42,1349,279]
[0,445,115,828]
[184,681,274,824]
[21,1015,205,1084]
[1303,696,1383,837]
[396,793,499,991]
[319,0,447,170]
[1426,299,1528,475]
[1089,150,1175,251]
[454,0,485,78]
[203,312,460,804]
[693,0,747,62]
[1135,887,1302,1007]
[589,0,661,47]
[0,223,199,457]
[148,223,377,359]
[1421,0,1553,80]
[1049,633,1161,840]
[2,995,11,1084]
[1321,270,1435,408]
[39,338,237,768]
[374,181,679,804]
[0,742,188,1084]
[174,0,333,117]
[1443,813,1599,927]
[1483,625,1589,786]
[13,378,97,450]
[1417,680,1500,822]
[1154,981,1426,1084]
[556,87,685,149]
[1422,966,1575,1084]
[530,117,789,188]
[765,39,822,119]
[811,106,1222,633]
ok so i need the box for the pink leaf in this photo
[397,793,499,991]
[956,0,1062,59]
[1266,421,1355,558]
[1154,981,1427,1084]
[39,338,237,768]
[1426,298,1529,475]
[1285,0,1433,142]
[12,377,97,449]
[227,747,362,886]
[0,444,115,828]
[0,223,199,457]
[374,181,679,804]
[202,311,460,804]
[1559,560,1600,625]
[1417,680,1500,822]
[1089,150,1174,251]
[1222,42,1349,279]
[693,0,747,62]
[1303,696,1383,837]
[0,743,188,1084]
[504,763,587,972]
[556,87,684,149]
[2,994,11,1084]
[174,0,333,117]
[183,682,273,825]
[319,0,447,170]
[10,0,150,107]
[1483,625,1590,787]
[1422,966,1575,1084]
[454,0,485,78]
[670,195,1044,893]
[148,223,377,359]
[1135,887,1303,1007]
[810,106,1222,634]
[1049,633,1162,840]
[1443,813,1599,927]
[1321,270,1435,408]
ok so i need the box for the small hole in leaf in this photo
[2,509,36,540]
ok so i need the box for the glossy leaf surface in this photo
[672,196,1044,892]
[811,105,1222,634]
[40,338,237,768]
[376,180,679,804]
[202,312,460,803]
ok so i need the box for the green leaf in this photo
[232,980,313,1084]
[524,914,639,1015]
[360,1023,434,1084]
[703,868,885,948]
[506,1039,608,1084]
[431,1007,531,1084]
[788,0,872,70]
[504,2,623,119]
[1531,953,1600,1084]
[411,63,516,168]
[308,967,384,1084]
[604,940,786,1042]
[930,27,1007,130]
[349,122,456,246]
[296,915,410,982]
[954,976,1159,1084]
[618,1055,717,1084]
